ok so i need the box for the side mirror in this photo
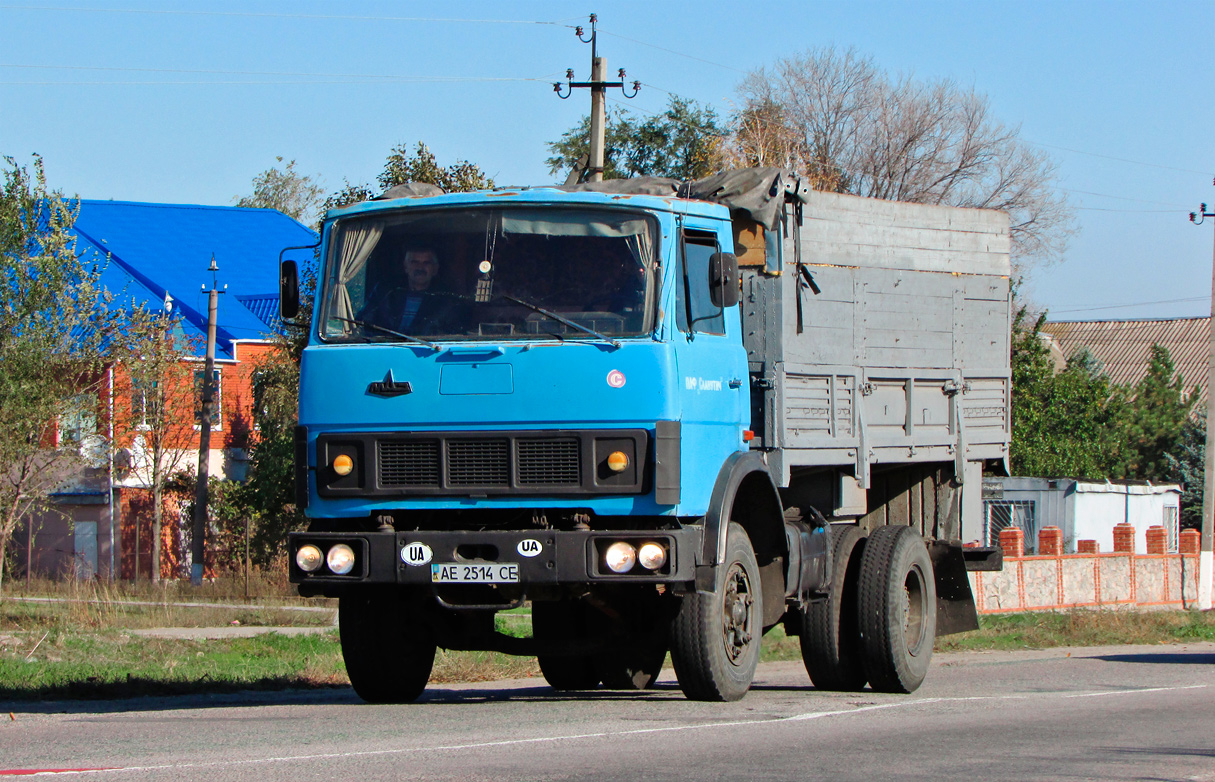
[708,252,740,308]
[280,260,300,321]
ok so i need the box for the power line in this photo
[1049,296,1209,315]
[0,63,556,81]
[0,5,579,26]
[598,29,746,74]
[1028,139,1213,177]
[1057,187,1191,209]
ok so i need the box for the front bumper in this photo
[289,528,699,591]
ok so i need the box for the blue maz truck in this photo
[279,167,1009,703]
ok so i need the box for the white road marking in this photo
[7,684,1208,777]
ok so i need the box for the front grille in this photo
[320,429,645,497]
[518,439,580,485]
[448,439,510,486]
[378,440,440,487]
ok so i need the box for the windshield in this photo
[319,207,657,343]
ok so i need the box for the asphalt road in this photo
[4,643,1215,781]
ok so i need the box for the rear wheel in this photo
[534,600,601,691]
[339,589,436,704]
[800,524,868,691]
[856,525,937,693]
[669,522,762,702]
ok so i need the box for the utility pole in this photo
[191,256,225,586]
[554,13,640,183]
[1190,197,1215,610]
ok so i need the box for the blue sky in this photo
[2,0,1212,321]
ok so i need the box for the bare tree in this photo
[729,47,1074,271]
[115,307,201,582]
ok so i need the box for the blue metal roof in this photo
[72,200,317,360]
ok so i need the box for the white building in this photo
[983,477,1182,555]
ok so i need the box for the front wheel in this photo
[669,522,762,702]
[856,525,937,693]
[339,589,436,704]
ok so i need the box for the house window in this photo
[1164,505,1180,553]
[130,377,160,429]
[58,394,97,445]
[193,368,222,430]
[984,499,1038,554]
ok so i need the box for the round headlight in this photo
[637,542,667,571]
[332,454,354,476]
[295,544,323,573]
[326,543,356,575]
[606,451,629,473]
[604,541,637,574]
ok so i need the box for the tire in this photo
[669,522,762,702]
[534,601,601,691]
[338,589,436,704]
[800,524,868,691]
[856,525,937,693]
[596,644,667,690]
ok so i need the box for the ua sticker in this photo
[517,539,543,558]
[401,542,433,566]
[606,369,626,388]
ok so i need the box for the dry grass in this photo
[0,577,335,631]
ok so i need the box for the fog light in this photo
[295,544,323,572]
[326,543,356,575]
[606,451,629,473]
[637,542,666,571]
[332,454,354,476]
[604,541,637,574]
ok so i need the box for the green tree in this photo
[0,155,123,588]
[1116,345,1197,480]
[228,345,307,567]
[235,157,324,225]
[547,95,726,182]
[321,142,494,214]
[1166,417,1204,530]
[1009,307,1127,478]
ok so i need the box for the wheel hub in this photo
[721,562,754,664]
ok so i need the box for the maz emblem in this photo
[368,369,413,397]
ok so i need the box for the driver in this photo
[361,247,462,335]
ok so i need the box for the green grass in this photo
[937,610,1215,652]
[5,597,1215,703]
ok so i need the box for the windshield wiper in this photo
[502,295,620,348]
[333,317,442,352]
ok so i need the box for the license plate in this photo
[431,562,519,583]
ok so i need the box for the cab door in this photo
[672,220,749,515]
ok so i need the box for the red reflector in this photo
[743,430,755,441]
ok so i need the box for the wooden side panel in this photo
[732,217,767,267]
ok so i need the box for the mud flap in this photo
[927,541,980,636]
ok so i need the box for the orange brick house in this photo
[12,200,316,581]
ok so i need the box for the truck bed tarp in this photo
[367,169,813,232]
[560,168,806,232]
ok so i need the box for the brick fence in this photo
[969,526,1201,613]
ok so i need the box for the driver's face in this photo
[404,250,439,291]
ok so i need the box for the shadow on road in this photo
[1094,652,1215,665]
[1,676,835,715]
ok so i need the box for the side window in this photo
[676,229,725,335]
